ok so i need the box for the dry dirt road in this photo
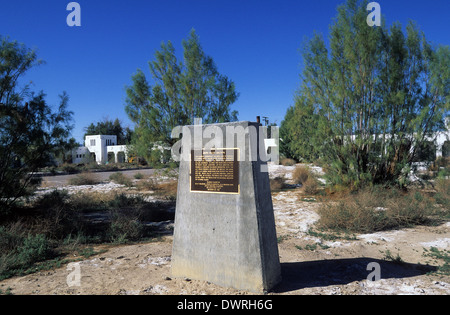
[40,168,157,187]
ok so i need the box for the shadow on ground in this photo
[274,258,437,293]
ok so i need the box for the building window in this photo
[90,139,95,146]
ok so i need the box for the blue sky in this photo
[1,0,449,143]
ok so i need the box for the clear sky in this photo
[1,0,449,143]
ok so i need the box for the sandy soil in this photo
[1,166,449,295]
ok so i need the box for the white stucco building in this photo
[72,135,128,165]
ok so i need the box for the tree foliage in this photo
[281,0,449,188]
[84,118,132,145]
[125,29,239,161]
[0,37,74,211]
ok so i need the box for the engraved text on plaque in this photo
[190,148,239,194]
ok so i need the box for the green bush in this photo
[0,189,176,279]
[0,226,53,280]
[108,211,144,244]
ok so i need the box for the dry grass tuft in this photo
[292,165,310,185]
[280,158,296,166]
[68,172,102,186]
[317,187,435,233]
[270,177,286,191]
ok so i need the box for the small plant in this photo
[382,249,404,264]
[0,228,54,280]
[303,176,319,195]
[423,247,450,275]
[317,187,434,233]
[109,172,132,187]
[292,165,310,184]
[154,181,178,200]
[277,235,289,243]
[0,287,13,295]
[133,172,145,179]
[270,177,286,191]
[305,243,317,251]
[306,229,357,241]
[136,178,157,191]
[77,247,106,259]
[434,177,450,210]
[108,210,144,244]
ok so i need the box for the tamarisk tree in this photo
[125,29,239,161]
[0,37,74,211]
[281,0,449,188]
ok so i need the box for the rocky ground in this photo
[0,166,449,295]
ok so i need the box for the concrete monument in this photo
[171,120,281,292]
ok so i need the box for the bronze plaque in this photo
[190,148,240,194]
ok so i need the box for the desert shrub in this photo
[0,223,26,253]
[303,176,319,195]
[0,226,53,280]
[109,172,132,187]
[318,198,386,233]
[292,165,320,194]
[14,234,52,266]
[434,178,450,210]
[270,177,286,191]
[385,191,433,227]
[33,190,83,238]
[137,179,178,199]
[68,172,101,186]
[34,189,69,209]
[154,181,178,200]
[61,164,79,174]
[134,172,145,179]
[108,209,144,244]
[136,178,157,191]
[318,188,433,233]
[107,193,145,209]
[280,158,296,166]
[293,165,310,184]
[69,191,111,211]
[0,189,177,279]
[423,247,450,276]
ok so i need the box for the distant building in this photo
[72,135,128,164]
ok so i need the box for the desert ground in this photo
[0,166,449,295]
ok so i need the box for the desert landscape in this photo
[2,0,449,298]
[1,165,448,295]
